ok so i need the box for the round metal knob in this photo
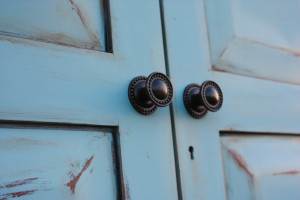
[183,81,223,118]
[128,72,173,115]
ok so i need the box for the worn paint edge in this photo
[220,130,300,137]
[112,128,127,200]
[159,1,183,200]
[273,170,300,176]
[0,30,103,52]
[0,119,116,130]
[0,32,113,55]
[0,120,124,199]
[212,65,300,86]
[103,0,113,53]
[211,38,300,86]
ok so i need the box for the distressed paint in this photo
[0,0,106,51]
[0,1,178,199]
[3,0,300,199]
[273,171,300,176]
[66,156,94,194]
[221,134,300,200]
[125,182,131,200]
[205,0,300,85]
[162,0,300,200]
[214,37,300,85]
[0,125,117,199]
[205,0,300,66]
[0,190,37,199]
[228,149,254,182]
[0,178,38,189]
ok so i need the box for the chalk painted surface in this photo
[162,0,300,199]
[0,0,106,51]
[0,125,117,200]
[221,133,300,200]
[0,1,178,199]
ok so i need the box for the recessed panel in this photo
[0,123,118,200]
[221,133,300,200]
[0,0,108,51]
[205,0,300,85]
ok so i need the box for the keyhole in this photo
[189,146,194,160]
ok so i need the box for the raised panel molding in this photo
[221,133,300,200]
[205,0,300,85]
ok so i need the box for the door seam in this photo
[159,1,183,200]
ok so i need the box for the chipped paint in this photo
[68,0,85,27]
[0,0,105,51]
[219,39,300,59]
[273,170,300,176]
[1,138,59,149]
[66,156,94,194]
[68,0,101,49]
[0,177,38,189]
[0,190,37,199]
[211,65,227,73]
[125,181,131,200]
[213,63,300,86]
[250,39,300,58]
[219,46,228,58]
[0,30,100,51]
[228,149,254,180]
[212,37,300,86]
[117,141,129,200]
[225,127,236,131]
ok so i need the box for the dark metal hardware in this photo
[189,146,194,160]
[128,72,173,115]
[183,81,223,118]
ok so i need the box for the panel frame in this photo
[0,0,113,52]
[0,1,179,199]
[162,0,300,199]
[205,0,300,85]
[220,131,300,200]
[0,120,124,200]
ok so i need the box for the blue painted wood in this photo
[0,0,107,51]
[205,0,300,85]
[162,0,300,199]
[221,134,300,200]
[0,125,117,199]
[0,1,178,199]
[162,1,226,199]
[3,0,299,199]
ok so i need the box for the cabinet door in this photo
[0,1,178,199]
[162,0,300,199]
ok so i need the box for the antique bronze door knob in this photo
[183,81,223,118]
[128,72,173,115]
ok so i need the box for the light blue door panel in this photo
[162,0,300,199]
[205,0,300,85]
[0,0,107,51]
[0,1,178,199]
[221,133,300,200]
[3,0,300,199]
[0,123,117,199]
